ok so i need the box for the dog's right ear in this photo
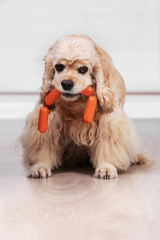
[92,44,116,114]
[92,43,126,114]
[40,46,55,105]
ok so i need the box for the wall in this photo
[0,0,160,119]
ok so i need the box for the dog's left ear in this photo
[40,46,55,105]
[93,44,125,114]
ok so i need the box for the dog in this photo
[20,34,151,179]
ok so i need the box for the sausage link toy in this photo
[38,106,49,133]
[45,88,61,106]
[83,96,97,124]
[38,86,97,133]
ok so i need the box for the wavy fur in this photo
[20,35,152,179]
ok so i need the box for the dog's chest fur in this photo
[54,97,99,148]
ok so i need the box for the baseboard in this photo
[0,94,160,119]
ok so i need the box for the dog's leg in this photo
[20,104,62,178]
[27,139,61,179]
[91,108,149,179]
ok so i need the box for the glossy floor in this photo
[0,119,160,240]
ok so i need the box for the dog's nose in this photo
[61,80,74,91]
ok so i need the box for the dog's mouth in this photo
[62,93,81,99]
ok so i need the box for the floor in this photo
[0,119,160,240]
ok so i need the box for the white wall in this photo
[0,0,159,93]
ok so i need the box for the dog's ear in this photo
[93,44,125,114]
[40,46,55,105]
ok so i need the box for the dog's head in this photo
[40,35,125,113]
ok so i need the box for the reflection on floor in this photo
[0,119,160,240]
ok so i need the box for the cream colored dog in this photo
[20,35,151,179]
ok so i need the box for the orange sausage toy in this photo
[38,106,49,133]
[38,86,97,133]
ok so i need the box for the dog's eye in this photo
[55,64,65,72]
[78,66,88,74]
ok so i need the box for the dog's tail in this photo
[137,151,154,166]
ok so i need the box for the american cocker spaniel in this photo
[20,35,151,179]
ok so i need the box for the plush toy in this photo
[38,86,97,133]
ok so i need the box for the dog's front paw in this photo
[28,164,52,179]
[93,164,118,179]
